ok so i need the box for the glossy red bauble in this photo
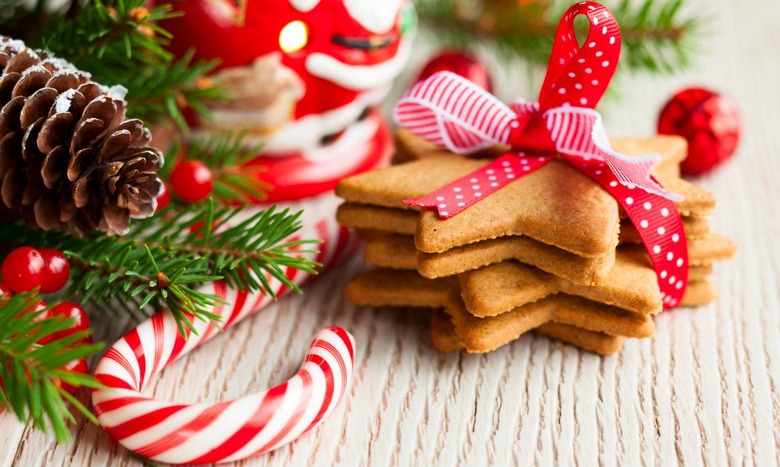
[48,302,92,345]
[57,358,89,397]
[657,87,741,176]
[39,249,70,294]
[417,51,493,92]
[1,247,46,293]
[170,160,214,203]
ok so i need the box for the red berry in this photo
[170,160,214,203]
[658,87,741,176]
[156,182,171,211]
[48,301,92,345]
[39,248,70,294]
[29,300,54,344]
[1,247,45,293]
[30,300,49,319]
[57,358,89,397]
[418,51,493,92]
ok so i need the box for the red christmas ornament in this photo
[2,247,46,293]
[48,301,92,345]
[39,249,70,294]
[170,160,214,203]
[657,87,741,176]
[417,50,493,92]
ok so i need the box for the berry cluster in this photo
[1,246,91,398]
[156,159,214,210]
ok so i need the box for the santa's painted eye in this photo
[279,20,309,53]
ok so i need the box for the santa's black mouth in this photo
[331,34,395,51]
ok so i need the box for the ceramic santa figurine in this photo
[164,0,415,202]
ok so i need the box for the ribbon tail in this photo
[589,115,684,201]
[393,71,518,155]
[572,160,689,309]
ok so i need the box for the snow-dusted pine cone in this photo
[0,35,163,237]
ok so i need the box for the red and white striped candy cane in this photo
[92,193,360,464]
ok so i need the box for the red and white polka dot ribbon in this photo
[92,197,360,464]
[393,1,688,308]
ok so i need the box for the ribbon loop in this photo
[393,71,517,154]
[539,1,621,111]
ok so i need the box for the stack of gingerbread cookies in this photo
[335,130,736,355]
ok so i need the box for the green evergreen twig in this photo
[0,293,104,442]
[414,0,703,75]
[0,201,320,336]
[38,0,223,129]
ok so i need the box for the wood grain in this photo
[3,0,780,465]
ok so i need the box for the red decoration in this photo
[57,358,89,397]
[418,50,493,92]
[2,247,46,293]
[48,302,92,345]
[170,160,214,203]
[156,183,171,211]
[39,249,70,294]
[395,2,689,309]
[658,87,741,176]
[162,1,412,203]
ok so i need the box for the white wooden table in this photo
[3,0,780,465]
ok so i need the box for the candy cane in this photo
[92,195,360,464]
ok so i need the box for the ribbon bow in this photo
[393,1,688,309]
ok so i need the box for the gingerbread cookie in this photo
[360,233,728,291]
[442,290,653,353]
[430,309,625,356]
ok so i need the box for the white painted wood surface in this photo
[3,0,780,465]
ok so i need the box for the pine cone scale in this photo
[38,112,75,154]
[1,167,22,208]
[0,74,21,105]
[21,87,58,128]
[0,132,21,174]
[41,145,68,189]
[12,68,50,99]
[70,118,104,154]
[0,96,24,133]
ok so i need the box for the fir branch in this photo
[0,201,319,336]
[39,0,223,129]
[0,293,104,442]
[608,0,703,73]
[414,0,703,75]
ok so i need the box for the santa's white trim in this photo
[289,0,320,12]
[305,37,411,91]
[263,84,391,152]
[344,0,404,33]
[299,113,379,165]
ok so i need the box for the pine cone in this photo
[0,36,163,237]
